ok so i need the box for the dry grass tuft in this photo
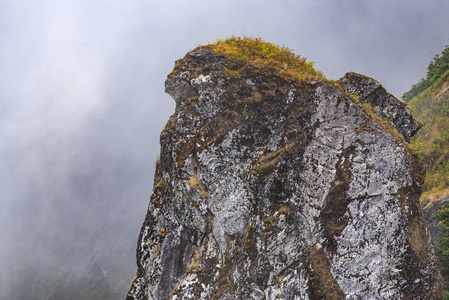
[206,36,326,82]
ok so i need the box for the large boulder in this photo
[127,42,443,299]
[338,72,421,143]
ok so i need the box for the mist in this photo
[1,0,449,298]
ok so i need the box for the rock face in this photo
[127,45,443,299]
[338,72,422,143]
[422,197,449,242]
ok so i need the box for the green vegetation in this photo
[403,44,449,102]
[409,43,449,293]
[350,94,359,104]
[362,102,373,113]
[358,102,402,140]
[435,202,449,288]
[409,69,449,192]
[208,36,326,82]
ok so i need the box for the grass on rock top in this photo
[205,36,326,82]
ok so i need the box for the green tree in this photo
[403,44,449,102]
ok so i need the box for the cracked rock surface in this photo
[338,72,422,143]
[127,47,443,299]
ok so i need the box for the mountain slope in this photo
[407,44,449,293]
[410,69,449,193]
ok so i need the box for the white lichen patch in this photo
[331,194,406,298]
[191,74,212,85]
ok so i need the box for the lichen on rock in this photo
[338,72,422,142]
[127,38,444,299]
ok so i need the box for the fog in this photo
[1,0,449,298]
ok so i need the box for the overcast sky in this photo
[1,0,449,298]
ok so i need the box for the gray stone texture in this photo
[127,47,443,300]
[338,72,422,142]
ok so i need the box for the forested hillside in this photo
[406,43,449,295]
[404,44,449,102]
[408,44,449,194]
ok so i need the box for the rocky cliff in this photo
[127,38,444,299]
[338,72,421,143]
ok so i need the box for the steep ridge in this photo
[407,43,449,292]
[128,38,443,299]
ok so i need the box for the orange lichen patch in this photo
[153,179,167,191]
[188,174,208,198]
[157,226,166,238]
[251,143,294,178]
[150,178,168,206]
[187,245,202,273]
